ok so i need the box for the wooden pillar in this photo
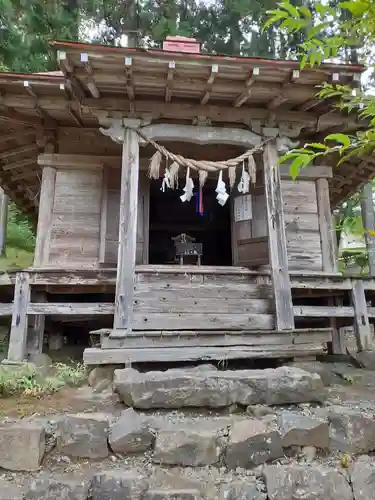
[7,272,30,362]
[361,183,375,276]
[27,291,46,355]
[316,178,338,272]
[112,125,140,336]
[0,189,8,258]
[34,142,56,268]
[263,141,294,330]
[351,279,372,351]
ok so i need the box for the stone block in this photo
[219,482,267,500]
[24,474,90,500]
[0,422,45,471]
[153,427,222,466]
[56,413,109,458]
[91,470,148,500]
[351,458,375,500]
[113,367,325,409]
[0,478,24,500]
[109,408,155,454]
[225,419,283,469]
[263,465,353,500]
[143,489,201,500]
[277,411,329,449]
[328,406,375,454]
[88,366,117,387]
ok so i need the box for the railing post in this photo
[262,139,294,330]
[351,279,372,351]
[6,272,30,362]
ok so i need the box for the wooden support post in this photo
[112,123,140,336]
[316,178,338,272]
[361,183,375,276]
[33,166,56,267]
[7,272,30,362]
[27,291,46,355]
[34,142,56,267]
[263,141,294,330]
[351,279,372,351]
[0,188,8,258]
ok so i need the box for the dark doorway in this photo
[149,178,232,265]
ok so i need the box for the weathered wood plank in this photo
[84,343,326,365]
[0,304,14,316]
[263,141,294,330]
[100,329,330,349]
[133,296,272,314]
[293,305,354,318]
[33,166,56,267]
[113,124,140,334]
[28,303,114,315]
[351,279,373,351]
[135,283,272,299]
[7,272,30,362]
[361,183,375,276]
[316,178,337,272]
[132,312,274,330]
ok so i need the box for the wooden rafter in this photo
[268,70,301,110]
[297,99,321,112]
[201,64,218,105]
[165,61,175,103]
[0,130,35,145]
[57,50,86,101]
[23,81,56,126]
[0,107,42,126]
[233,67,260,108]
[0,143,38,161]
[11,168,40,181]
[2,158,34,171]
[80,53,100,98]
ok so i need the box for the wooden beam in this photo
[233,67,260,108]
[2,158,34,171]
[0,188,8,257]
[263,140,294,330]
[33,144,56,267]
[80,53,101,98]
[0,107,42,126]
[316,178,337,272]
[351,279,372,351]
[57,50,86,101]
[268,70,300,110]
[0,130,35,146]
[113,122,140,336]
[298,99,321,112]
[360,183,375,276]
[6,272,30,362]
[124,56,135,101]
[1,143,38,161]
[165,61,175,103]
[201,64,218,105]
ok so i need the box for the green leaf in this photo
[289,156,303,179]
[339,1,367,16]
[299,6,312,18]
[325,133,351,148]
[278,1,300,18]
[309,143,329,150]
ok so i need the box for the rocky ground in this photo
[1,361,375,499]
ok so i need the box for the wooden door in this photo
[100,168,150,265]
[231,193,268,267]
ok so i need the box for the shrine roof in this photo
[0,40,370,218]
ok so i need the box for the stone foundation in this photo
[1,365,375,499]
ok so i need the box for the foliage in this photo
[0,362,87,397]
[6,203,35,252]
[264,0,375,178]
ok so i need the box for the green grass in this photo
[0,202,35,271]
[0,247,34,270]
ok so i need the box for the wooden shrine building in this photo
[0,36,374,365]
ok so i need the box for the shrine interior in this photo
[148,178,232,266]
